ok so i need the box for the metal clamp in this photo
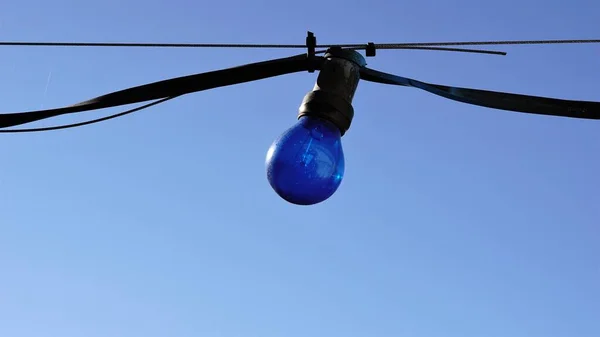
[306,31,317,72]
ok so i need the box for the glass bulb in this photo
[265,116,345,205]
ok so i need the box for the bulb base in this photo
[297,48,365,136]
[298,90,354,136]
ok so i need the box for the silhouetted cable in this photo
[0,97,177,133]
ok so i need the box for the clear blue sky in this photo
[1,1,598,336]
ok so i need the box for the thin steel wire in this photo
[376,39,600,47]
[0,39,598,49]
[346,46,506,55]
[0,41,506,55]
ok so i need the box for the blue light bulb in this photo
[265,116,345,205]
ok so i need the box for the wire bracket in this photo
[366,42,376,57]
[306,31,317,72]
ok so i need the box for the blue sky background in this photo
[0,1,598,336]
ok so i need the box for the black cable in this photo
[0,53,321,129]
[0,97,177,133]
[360,67,600,120]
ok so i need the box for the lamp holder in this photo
[297,47,366,136]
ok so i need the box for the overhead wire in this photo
[0,41,507,55]
[3,38,598,57]
[374,39,600,47]
[344,46,506,55]
[0,38,598,49]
